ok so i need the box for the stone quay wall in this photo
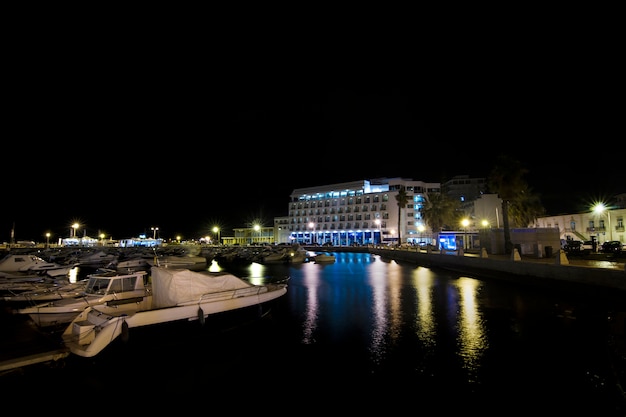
[367,246,626,299]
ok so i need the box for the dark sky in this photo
[5,41,623,243]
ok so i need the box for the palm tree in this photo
[487,154,532,254]
[394,186,409,246]
[421,191,460,249]
[507,183,545,228]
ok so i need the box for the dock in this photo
[0,348,69,375]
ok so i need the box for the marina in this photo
[1,249,624,414]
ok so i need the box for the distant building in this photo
[287,177,441,246]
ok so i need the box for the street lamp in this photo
[72,223,79,238]
[375,219,382,245]
[151,227,159,240]
[212,226,220,245]
[253,224,260,245]
[45,232,50,248]
[593,203,612,242]
[461,218,470,250]
[417,224,425,248]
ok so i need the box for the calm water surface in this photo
[4,252,625,415]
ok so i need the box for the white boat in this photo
[17,269,149,329]
[115,257,152,272]
[73,250,118,268]
[153,254,208,270]
[278,244,310,264]
[3,280,87,305]
[0,253,74,277]
[313,253,336,263]
[260,248,288,264]
[62,266,289,358]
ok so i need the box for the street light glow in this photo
[593,203,612,242]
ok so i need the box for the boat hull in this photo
[62,286,287,358]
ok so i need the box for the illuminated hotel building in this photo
[288,177,441,246]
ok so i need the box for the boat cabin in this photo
[84,270,147,296]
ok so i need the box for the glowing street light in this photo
[461,218,470,250]
[593,203,612,242]
[151,226,159,239]
[45,232,50,248]
[71,223,79,238]
[253,224,260,245]
[417,224,425,248]
[212,226,220,245]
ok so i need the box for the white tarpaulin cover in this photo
[151,267,252,308]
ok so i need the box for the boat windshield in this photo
[84,275,139,295]
[85,278,111,295]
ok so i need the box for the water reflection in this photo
[413,266,436,348]
[455,276,488,382]
[367,258,386,363]
[301,263,320,344]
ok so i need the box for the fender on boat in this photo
[120,320,129,343]
[198,307,205,325]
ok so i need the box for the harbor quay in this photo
[364,245,626,299]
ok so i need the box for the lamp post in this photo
[417,224,425,248]
[461,218,470,250]
[253,224,260,245]
[212,226,220,245]
[375,219,382,245]
[72,223,79,238]
[45,232,50,249]
[593,203,612,242]
[151,227,159,240]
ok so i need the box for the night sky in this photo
[5,41,622,243]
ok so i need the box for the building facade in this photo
[286,177,441,246]
[534,206,626,247]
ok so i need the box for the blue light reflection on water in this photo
[221,251,624,414]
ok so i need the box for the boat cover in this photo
[151,267,252,308]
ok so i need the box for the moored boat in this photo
[16,269,149,329]
[62,266,288,358]
[313,253,336,263]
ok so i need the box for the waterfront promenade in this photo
[364,245,626,299]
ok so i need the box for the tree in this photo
[421,191,460,249]
[394,185,409,245]
[507,183,545,228]
[487,154,536,254]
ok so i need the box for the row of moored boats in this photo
[0,247,293,360]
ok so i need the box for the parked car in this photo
[563,240,583,254]
[581,240,595,254]
[601,241,622,254]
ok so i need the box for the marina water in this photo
[3,251,625,415]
